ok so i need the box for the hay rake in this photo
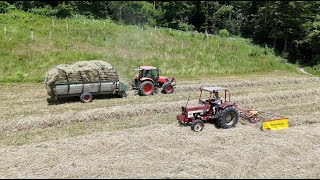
[236,107,286,123]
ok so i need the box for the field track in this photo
[0,72,319,178]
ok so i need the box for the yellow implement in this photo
[262,118,289,131]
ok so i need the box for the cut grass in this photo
[0,75,319,147]
[0,112,176,147]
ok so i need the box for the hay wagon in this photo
[45,60,128,103]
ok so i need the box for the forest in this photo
[1,1,319,70]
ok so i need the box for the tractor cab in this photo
[134,66,159,84]
[198,86,231,105]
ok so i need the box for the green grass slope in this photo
[0,10,298,83]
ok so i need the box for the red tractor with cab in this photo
[177,86,239,132]
[132,66,176,96]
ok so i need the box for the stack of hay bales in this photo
[45,60,119,98]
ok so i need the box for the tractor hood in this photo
[158,76,168,80]
[158,76,176,85]
[182,105,207,119]
[183,105,206,111]
[158,76,169,83]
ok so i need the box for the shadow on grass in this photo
[177,118,228,131]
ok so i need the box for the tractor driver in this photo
[143,69,156,81]
[210,91,221,114]
[141,70,151,78]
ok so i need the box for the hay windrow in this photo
[0,101,186,133]
[235,88,320,105]
[1,88,320,133]
[175,77,320,92]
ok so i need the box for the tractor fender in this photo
[140,78,154,83]
[161,82,171,88]
[219,104,236,109]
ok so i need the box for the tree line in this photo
[1,1,319,66]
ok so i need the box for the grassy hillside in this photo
[0,10,298,83]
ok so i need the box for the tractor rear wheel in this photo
[191,120,204,132]
[139,81,155,96]
[162,82,174,94]
[216,106,239,129]
[80,92,93,103]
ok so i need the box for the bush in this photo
[311,54,320,66]
[304,63,320,75]
[178,22,194,31]
[54,3,73,18]
[0,1,10,14]
[249,47,263,57]
[82,11,94,19]
[312,64,320,74]
[121,1,162,26]
[218,29,230,37]
[31,5,54,17]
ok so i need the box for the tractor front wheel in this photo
[162,82,174,94]
[216,106,239,129]
[191,120,204,132]
[139,81,155,96]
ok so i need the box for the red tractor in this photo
[132,66,176,96]
[177,86,239,132]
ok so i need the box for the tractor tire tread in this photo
[216,106,239,129]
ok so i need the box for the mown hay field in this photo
[0,71,319,178]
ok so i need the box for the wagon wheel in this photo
[162,82,174,94]
[191,120,204,132]
[47,97,58,104]
[139,81,154,96]
[80,92,93,103]
[117,91,127,98]
[47,97,54,103]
